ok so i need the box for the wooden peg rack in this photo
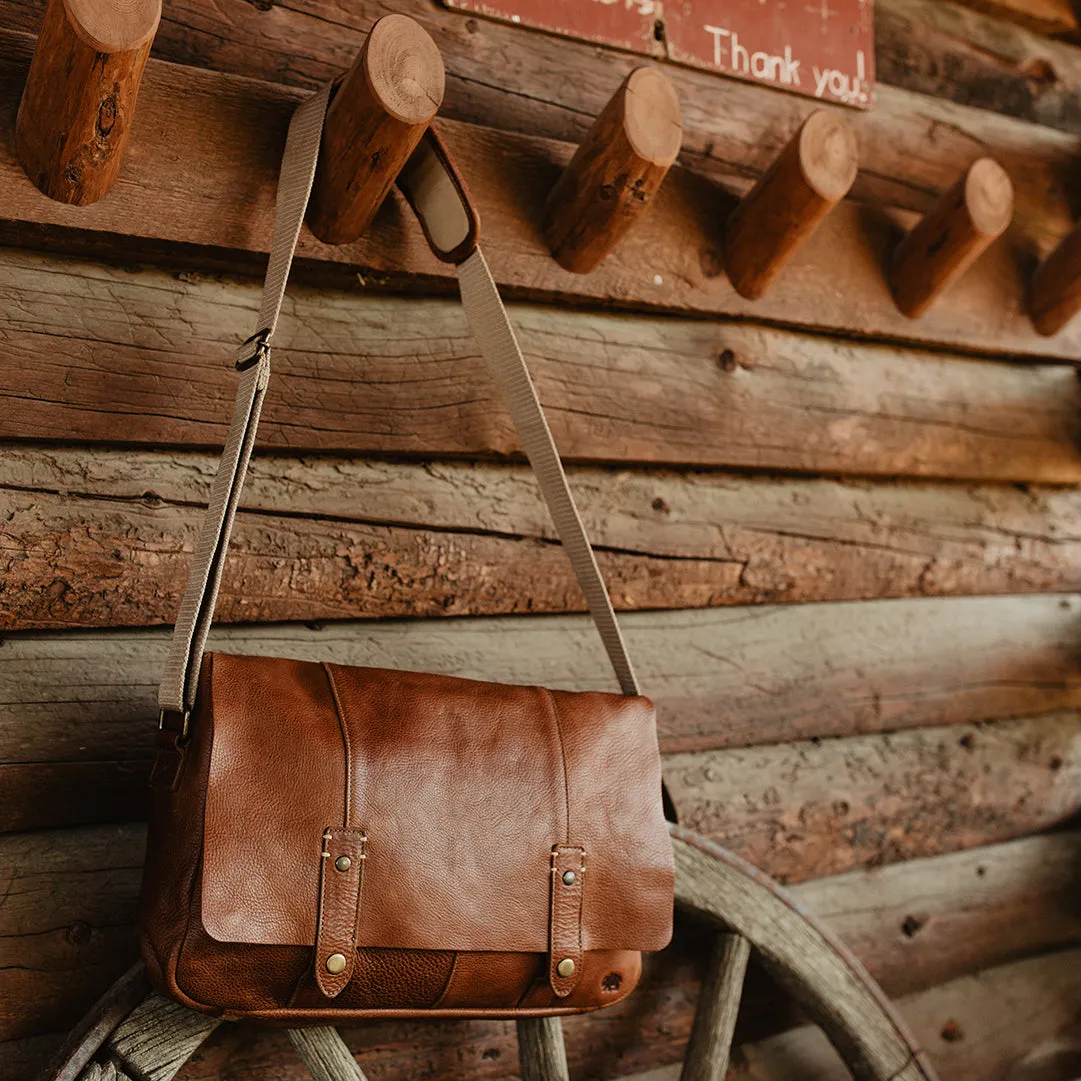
[543,67,683,275]
[17,0,161,205]
[306,14,445,246]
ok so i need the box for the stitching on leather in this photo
[322,663,353,827]
[542,688,571,843]
[314,828,337,995]
[431,950,460,1009]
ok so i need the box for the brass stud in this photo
[556,958,576,978]
[326,953,347,975]
[562,870,576,886]
[335,855,352,872]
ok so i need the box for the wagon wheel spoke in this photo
[49,977,222,1081]
[289,1027,370,1081]
[671,825,939,1081]
[517,1017,570,1081]
[679,932,752,1081]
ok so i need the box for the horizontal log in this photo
[877,0,1081,135]
[7,446,1081,633]
[4,592,1080,764]
[0,35,1079,359]
[667,712,1081,882]
[4,252,1081,481]
[2,827,1077,1071]
[951,0,1079,36]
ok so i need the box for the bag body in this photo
[140,654,672,1018]
[139,87,673,1022]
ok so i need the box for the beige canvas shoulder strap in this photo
[159,86,639,716]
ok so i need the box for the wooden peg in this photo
[543,67,682,275]
[889,157,1014,319]
[1029,223,1081,337]
[724,110,858,301]
[305,14,445,246]
[16,0,160,206]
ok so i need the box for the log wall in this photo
[0,1,1079,1079]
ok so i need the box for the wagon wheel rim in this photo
[43,826,939,1081]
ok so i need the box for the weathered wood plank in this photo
[4,252,1081,482]
[679,933,751,1081]
[877,0,1081,134]
[0,33,1078,359]
[3,829,1078,1074]
[108,994,221,1081]
[517,1019,570,1081]
[0,825,143,1044]
[2,0,1076,241]
[7,597,1081,832]
[673,830,936,1081]
[952,0,1079,36]
[288,1028,369,1081]
[7,446,1081,633]
[637,948,1081,1081]
[667,713,1081,883]
[4,595,1080,767]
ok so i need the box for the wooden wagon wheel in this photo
[40,824,939,1081]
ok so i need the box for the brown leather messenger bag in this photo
[139,85,674,1022]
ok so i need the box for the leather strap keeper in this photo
[315,828,367,998]
[549,845,585,997]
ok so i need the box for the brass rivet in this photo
[334,855,351,872]
[326,953,347,975]
[556,958,576,978]
[562,870,576,886]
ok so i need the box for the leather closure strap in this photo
[314,828,367,998]
[548,845,585,997]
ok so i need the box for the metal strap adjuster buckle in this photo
[236,328,271,371]
[158,708,191,742]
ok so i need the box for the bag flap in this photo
[199,653,673,953]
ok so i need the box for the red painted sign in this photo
[443,0,875,108]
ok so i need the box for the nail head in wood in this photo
[890,157,1014,320]
[724,110,859,301]
[16,0,161,205]
[1029,222,1081,337]
[543,66,682,275]
[305,14,445,246]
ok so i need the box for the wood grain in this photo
[7,446,1081,633]
[0,32,1079,358]
[6,593,1081,832]
[2,0,1076,239]
[891,159,1015,319]
[517,1018,570,1081]
[679,934,751,1081]
[1030,219,1081,335]
[4,251,1081,481]
[672,830,937,1081]
[288,1027,370,1081]
[305,14,443,246]
[687,948,1081,1081]
[666,712,1081,883]
[724,113,858,301]
[15,0,159,205]
[3,828,1077,1072]
[543,67,682,275]
[875,0,1081,135]
[3,593,1079,766]
[952,0,1079,36]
